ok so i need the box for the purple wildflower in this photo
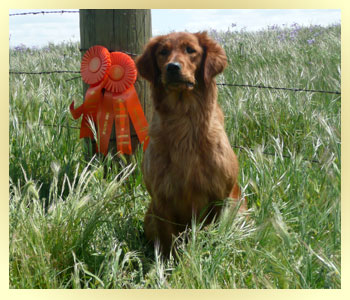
[14,43,27,52]
[268,24,279,31]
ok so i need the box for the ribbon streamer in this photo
[70,46,149,155]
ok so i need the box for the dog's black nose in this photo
[166,62,181,73]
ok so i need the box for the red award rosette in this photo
[80,45,111,85]
[70,45,149,155]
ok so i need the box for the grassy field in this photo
[9,23,341,288]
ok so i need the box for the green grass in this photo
[9,24,341,288]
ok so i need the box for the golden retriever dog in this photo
[136,32,247,255]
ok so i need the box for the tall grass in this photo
[9,24,341,288]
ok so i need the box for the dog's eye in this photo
[159,48,169,56]
[186,46,196,54]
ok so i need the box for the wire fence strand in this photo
[9,70,341,95]
[9,10,79,17]
[79,48,139,57]
[217,83,341,95]
[10,70,80,75]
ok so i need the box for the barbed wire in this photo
[9,10,79,17]
[79,48,139,57]
[8,70,341,95]
[217,83,341,95]
[17,121,80,130]
[10,70,80,75]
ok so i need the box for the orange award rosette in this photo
[70,45,149,156]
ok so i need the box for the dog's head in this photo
[136,32,227,91]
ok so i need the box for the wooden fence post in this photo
[79,9,152,157]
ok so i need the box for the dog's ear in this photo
[136,36,162,85]
[195,32,227,85]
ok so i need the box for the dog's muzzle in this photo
[165,62,194,89]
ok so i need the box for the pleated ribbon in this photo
[70,45,149,155]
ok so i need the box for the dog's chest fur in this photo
[142,89,238,214]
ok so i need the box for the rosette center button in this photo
[109,65,125,81]
[89,57,102,73]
